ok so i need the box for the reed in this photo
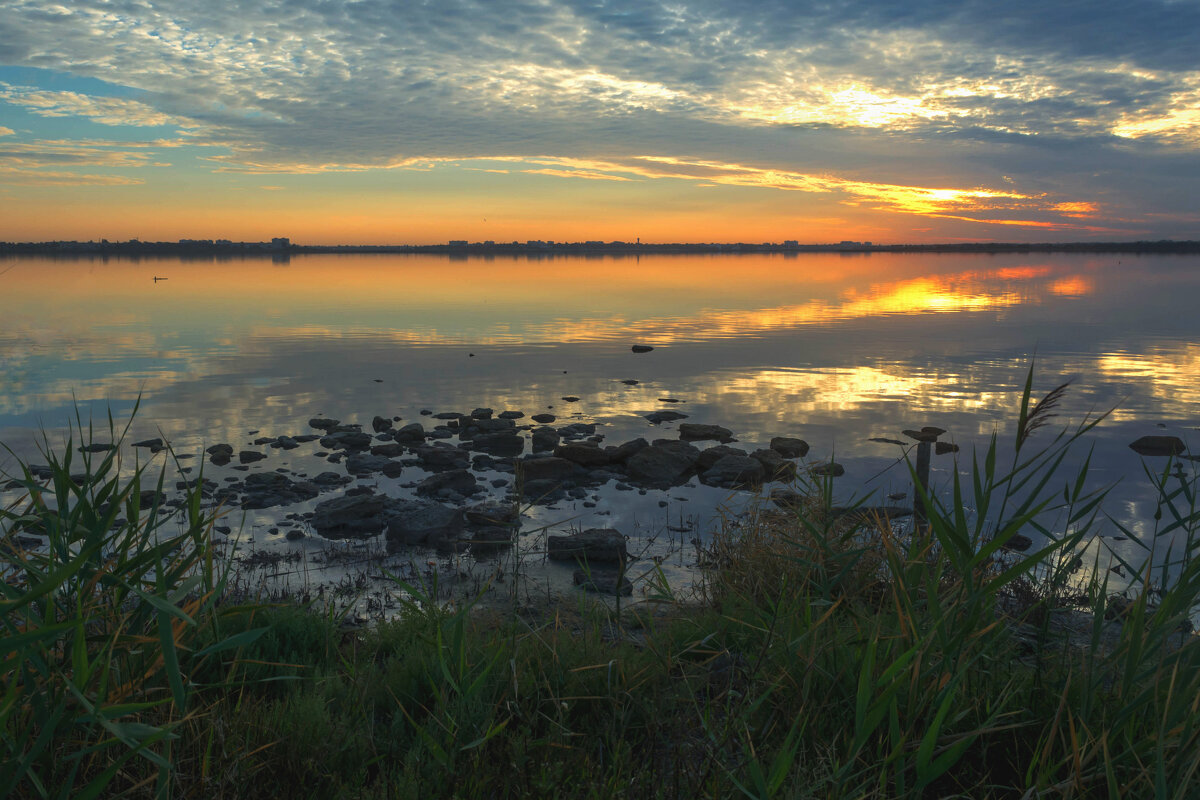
[2,366,1198,798]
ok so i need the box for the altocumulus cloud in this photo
[1,0,1198,233]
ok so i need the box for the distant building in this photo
[448,240,468,246]
[271,237,290,249]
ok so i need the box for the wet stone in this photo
[548,529,627,564]
[769,437,809,458]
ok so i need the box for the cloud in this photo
[0,167,143,185]
[0,86,188,127]
[0,0,1197,236]
[0,126,13,136]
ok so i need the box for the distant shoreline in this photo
[3,238,1199,258]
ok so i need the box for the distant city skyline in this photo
[1,1,1198,244]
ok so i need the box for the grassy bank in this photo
[3,377,1200,799]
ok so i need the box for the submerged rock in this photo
[631,345,654,353]
[645,410,688,424]
[385,500,464,547]
[1129,436,1186,457]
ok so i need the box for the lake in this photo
[2,251,1198,607]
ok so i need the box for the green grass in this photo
[3,368,1200,799]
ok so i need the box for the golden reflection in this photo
[1049,276,1093,297]
[1095,345,1200,417]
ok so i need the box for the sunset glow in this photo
[0,1,1196,244]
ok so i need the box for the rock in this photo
[696,445,748,471]
[498,410,524,419]
[751,449,795,480]
[416,469,478,497]
[558,423,596,439]
[562,396,580,403]
[573,568,633,596]
[516,457,586,483]
[645,410,689,424]
[626,442,699,488]
[370,442,406,457]
[372,415,393,432]
[520,479,567,502]
[605,438,649,463]
[1129,436,1186,457]
[679,423,733,443]
[272,437,300,450]
[769,437,809,458]
[770,488,804,509]
[309,418,340,431]
[312,471,352,487]
[470,407,494,419]
[461,417,516,436]
[811,462,845,478]
[468,431,525,457]
[285,530,306,541]
[935,441,960,455]
[547,528,627,564]
[207,444,235,457]
[1001,533,1033,552]
[78,443,114,453]
[631,345,654,353]
[345,453,399,476]
[464,502,519,528]
[659,397,682,403]
[312,492,390,538]
[701,455,766,488]
[385,500,464,547]
[241,473,319,509]
[467,527,514,551]
[239,451,267,464]
[320,431,373,450]
[135,438,165,449]
[620,379,639,385]
[252,436,275,445]
[210,453,232,466]
[414,445,470,471]
[554,442,611,468]
[531,413,556,423]
[532,427,559,452]
[393,423,427,442]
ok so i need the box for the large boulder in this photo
[372,415,393,432]
[626,442,699,488]
[547,529,627,564]
[413,445,471,471]
[312,492,390,538]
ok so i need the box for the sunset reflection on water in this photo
[1,251,1198,561]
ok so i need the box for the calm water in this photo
[2,252,1198,598]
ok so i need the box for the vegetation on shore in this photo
[3,374,1200,799]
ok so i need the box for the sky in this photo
[1,0,1198,245]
